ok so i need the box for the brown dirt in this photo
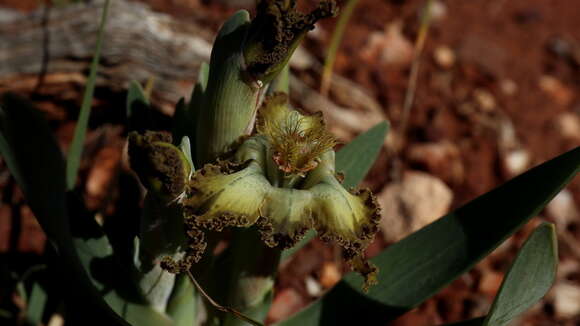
[0,0,579,325]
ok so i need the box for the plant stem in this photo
[392,0,433,181]
[186,271,264,326]
[320,0,359,97]
[196,11,261,165]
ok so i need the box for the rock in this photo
[502,148,531,177]
[557,258,580,279]
[473,88,496,112]
[305,276,323,297]
[550,282,580,319]
[433,45,455,69]
[496,114,532,178]
[478,271,503,297]
[290,46,315,70]
[429,0,448,22]
[538,75,574,106]
[546,189,579,228]
[320,262,341,289]
[500,79,518,96]
[379,171,453,242]
[553,112,580,142]
[360,21,414,67]
[406,141,464,185]
[268,288,305,322]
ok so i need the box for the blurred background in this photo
[0,0,579,325]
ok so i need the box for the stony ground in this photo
[0,0,579,325]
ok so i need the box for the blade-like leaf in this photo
[336,121,389,189]
[69,195,173,326]
[0,93,67,247]
[127,80,150,113]
[0,95,129,325]
[483,223,557,326]
[166,275,196,326]
[175,62,210,157]
[443,223,557,326]
[276,146,579,325]
[66,0,110,190]
[126,80,160,135]
[281,121,389,261]
[26,283,47,324]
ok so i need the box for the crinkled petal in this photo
[184,161,269,231]
[256,188,314,248]
[174,137,380,290]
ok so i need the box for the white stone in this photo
[379,171,453,242]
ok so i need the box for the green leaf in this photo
[483,223,557,326]
[126,80,158,135]
[127,80,150,118]
[179,136,194,172]
[69,196,173,326]
[166,275,196,326]
[172,97,190,143]
[172,62,209,162]
[0,94,169,326]
[276,146,579,325]
[0,95,129,325]
[281,121,389,261]
[444,223,557,326]
[26,283,47,324]
[0,93,68,247]
[336,121,389,189]
[66,0,111,190]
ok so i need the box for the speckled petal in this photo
[184,161,270,231]
[257,187,314,249]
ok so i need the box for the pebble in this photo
[379,171,453,242]
[406,141,464,185]
[500,79,518,96]
[502,148,531,177]
[551,282,580,319]
[539,75,574,106]
[429,0,448,22]
[473,88,496,112]
[305,276,323,297]
[553,112,580,142]
[546,189,579,227]
[433,45,455,69]
[478,271,503,297]
[361,21,414,67]
[268,288,304,322]
[320,262,341,289]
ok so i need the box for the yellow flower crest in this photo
[257,93,337,176]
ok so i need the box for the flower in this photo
[162,94,381,291]
[243,0,337,83]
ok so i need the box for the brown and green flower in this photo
[162,94,381,290]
